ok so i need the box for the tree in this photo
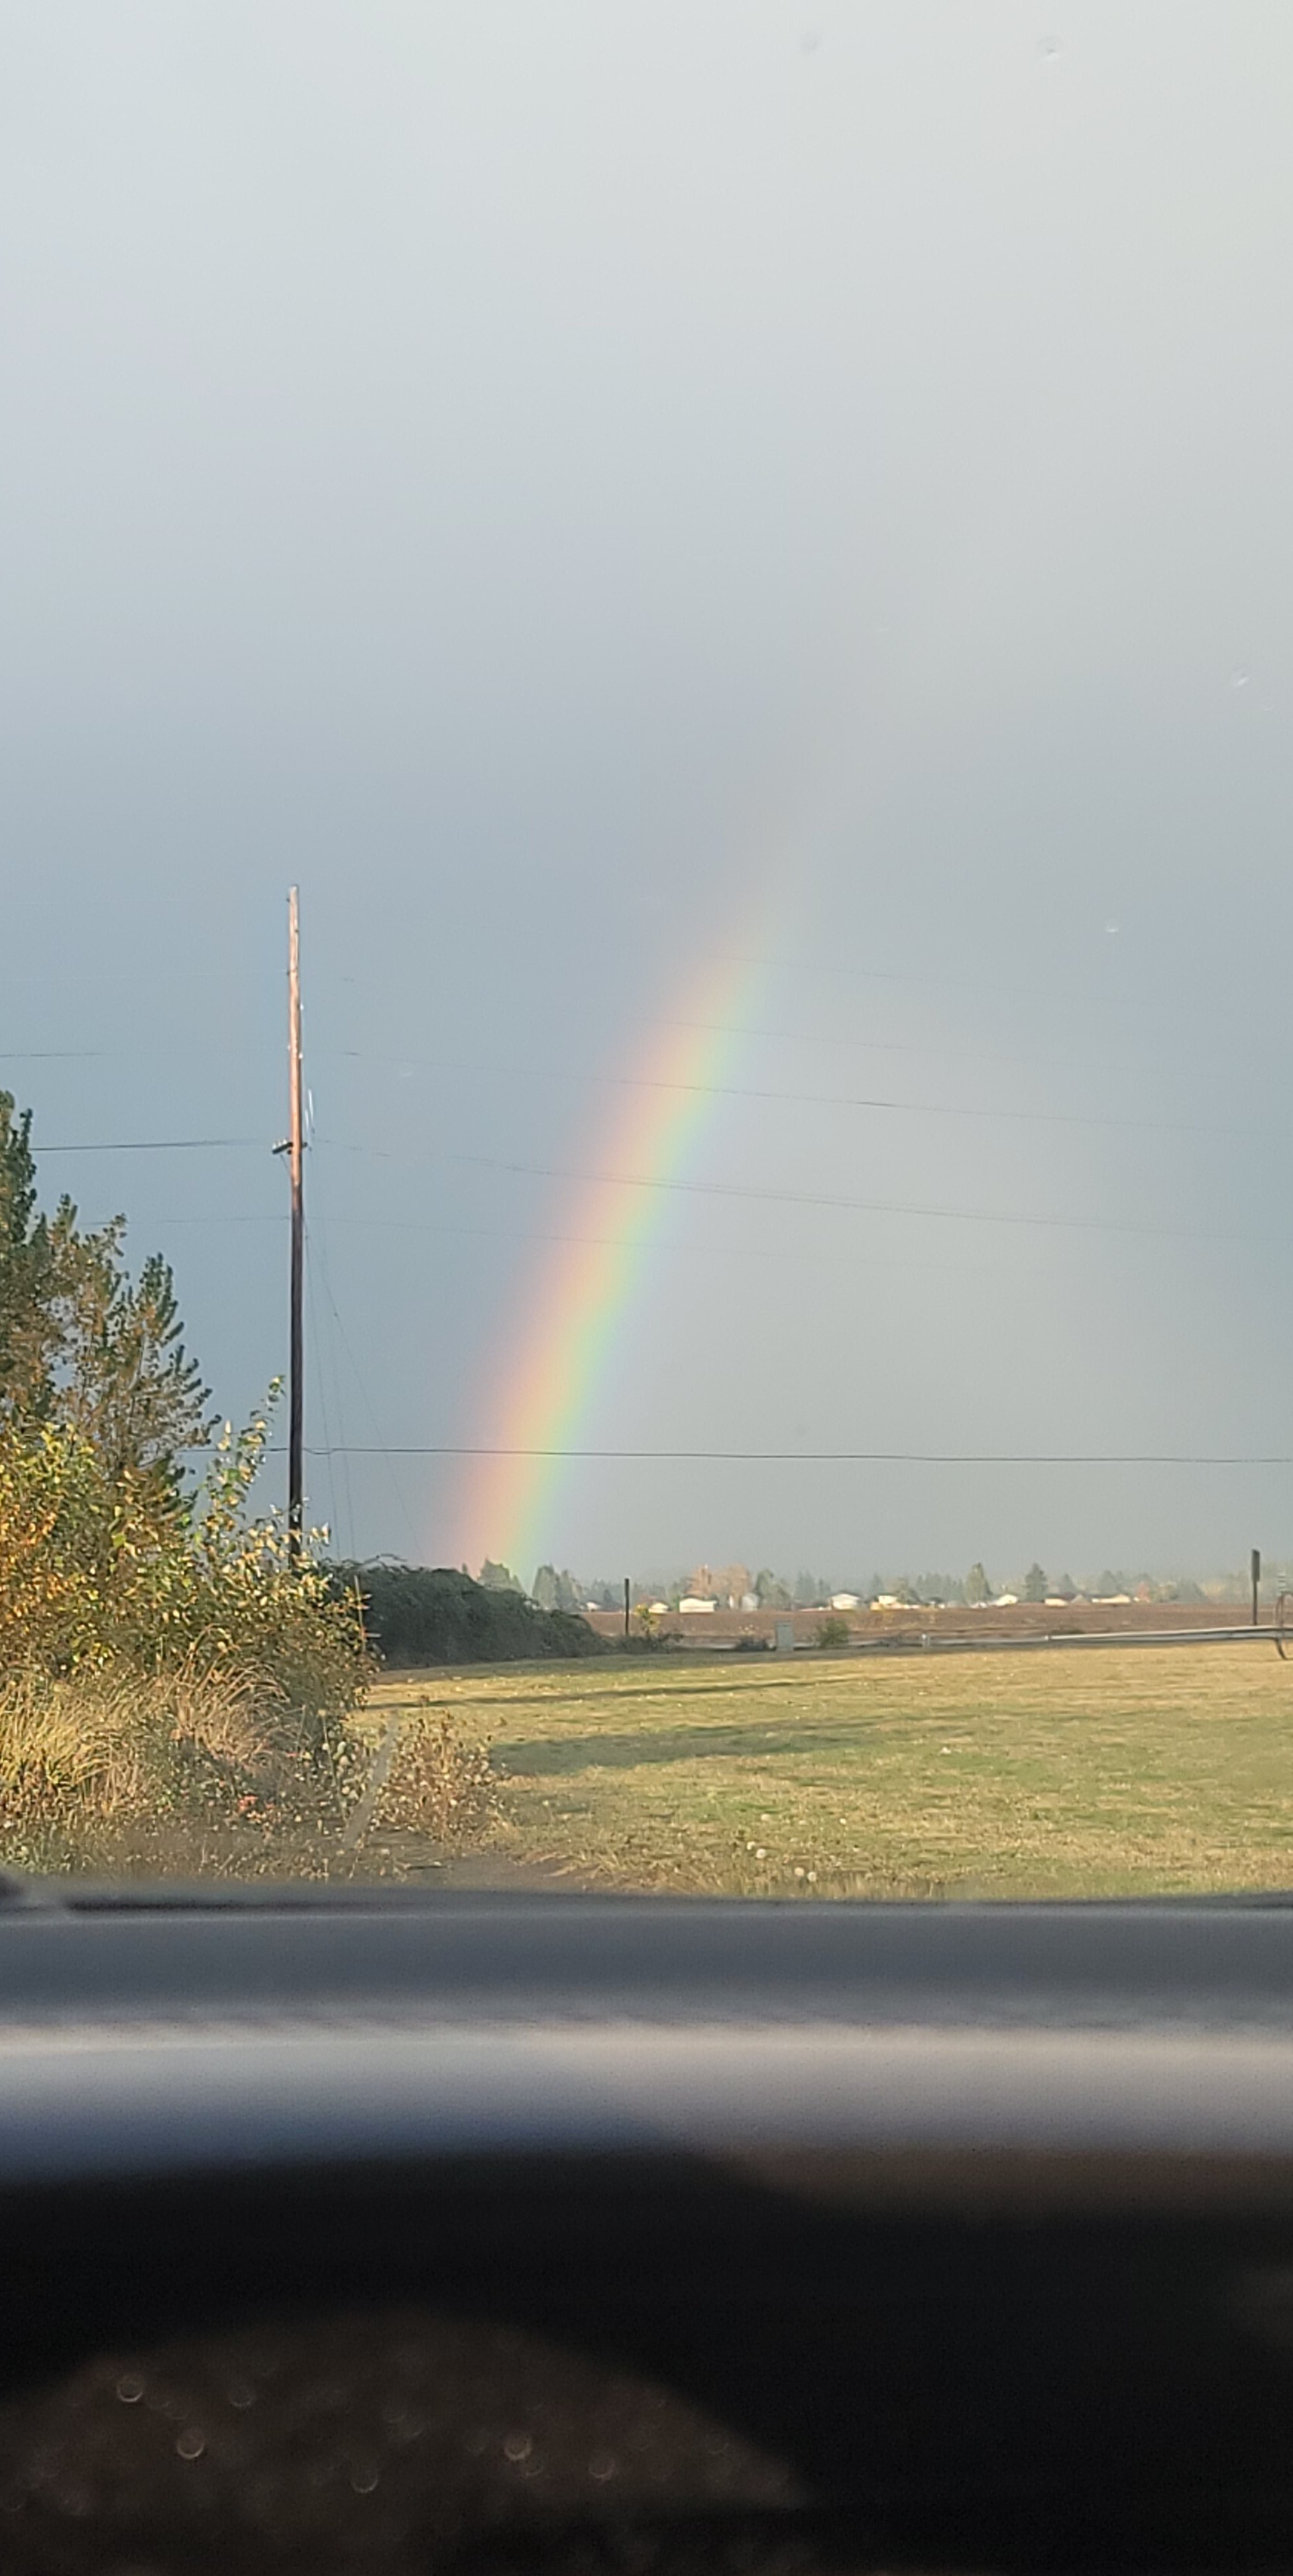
[715,1562,751,1609]
[0,1093,213,1487]
[1023,1562,1048,1603]
[754,1569,792,1610]
[47,1219,213,1492]
[965,1561,992,1604]
[0,1389,367,1714]
[0,1094,57,1422]
[479,1558,523,1593]
[532,1564,584,1613]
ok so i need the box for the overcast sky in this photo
[2,0,1292,1587]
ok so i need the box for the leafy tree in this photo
[793,1570,827,1608]
[0,1387,367,1720]
[964,1561,992,1605]
[1023,1562,1048,1603]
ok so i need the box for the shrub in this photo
[374,1703,500,1846]
[816,1615,851,1649]
[0,1660,346,1874]
[332,1562,610,1666]
[0,1403,368,1716]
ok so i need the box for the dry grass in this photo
[349,1698,501,1868]
[0,1669,506,1882]
[367,1640,1293,1897]
[0,1663,364,1878]
[11,1640,1292,1895]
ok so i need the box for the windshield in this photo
[1,1,1289,1898]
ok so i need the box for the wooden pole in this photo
[288,888,304,1558]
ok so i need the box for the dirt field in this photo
[583,1598,1263,1648]
[366,1638,1293,1898]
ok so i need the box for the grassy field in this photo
[366,1641,1293,1898]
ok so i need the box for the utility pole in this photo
[623,1576,631,1640]
[287,888,304,1559]
[1252,1546,1261,1628]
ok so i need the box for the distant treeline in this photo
[331,1562,610,1666]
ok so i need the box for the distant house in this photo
[873,1594,904,1610]
[831,1593,860,1611]
[994,1593,1019,1607]
[678,1597,718,1614]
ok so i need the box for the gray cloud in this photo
[1,1,1290,1583]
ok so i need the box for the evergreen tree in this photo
[479,1558,524,1593]
[0,1094,56,1421]
[1023,1562,1048,1603]
[965,1561,992,1604]
[793,1570,826,1607]
[0,1092,213,1487]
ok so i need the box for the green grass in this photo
[369,1642,1293,1897]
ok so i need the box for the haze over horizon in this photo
[3,1,1292,1582]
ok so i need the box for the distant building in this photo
[994,1593,1019,1607]
[678,1597,717,1613]
[831,1593,860,1611]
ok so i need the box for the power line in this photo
[321,1051,1259,1141]
[36,1138,262,1154]
[269,1444,1293,1466]
[454,1155,1278,1244]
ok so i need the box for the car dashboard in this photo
[3,1883,1293,2573]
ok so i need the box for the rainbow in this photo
[453,940,773,1581]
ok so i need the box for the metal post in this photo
[624,1576,631,1640]
[287,888,304,1559]
[1252,1546,1261,1628]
